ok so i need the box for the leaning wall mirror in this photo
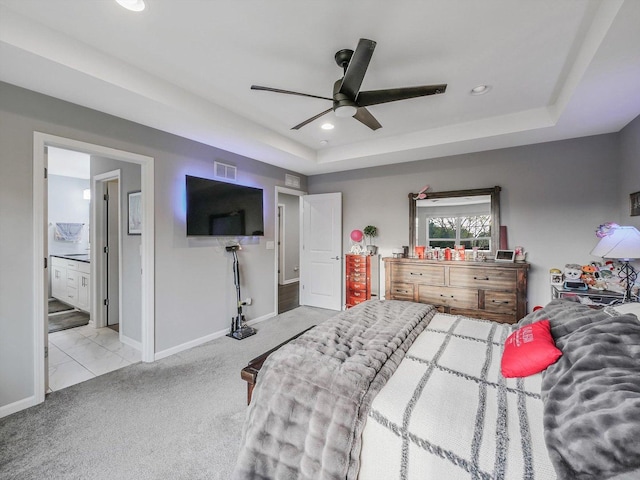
[409,186,501,257]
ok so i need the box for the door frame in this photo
[274,186,305,313]
[33,132,155,406]
[92,171,123,334]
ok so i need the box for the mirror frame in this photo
[409,186,501,257]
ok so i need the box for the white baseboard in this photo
[154,311,276,361]
[0,395,38,419]
[120,334,142,351]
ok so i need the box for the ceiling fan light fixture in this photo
[334,104,358,118]
[470,84,491,95]
[115,0,146,12]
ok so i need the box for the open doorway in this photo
[33,132,155,407]
[46,152,134,392]
[275,187,305,314]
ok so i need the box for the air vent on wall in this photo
[214,161,237,181]
[285,174,301,188]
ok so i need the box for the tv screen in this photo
[186,175,264,237]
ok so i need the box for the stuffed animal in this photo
[581,265,597,287]
[564,264,583,281]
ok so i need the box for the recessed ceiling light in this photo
[470,85,491,95]
[321,123,334,130]
[115,0,146,12]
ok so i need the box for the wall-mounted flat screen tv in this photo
[186,175,264,237]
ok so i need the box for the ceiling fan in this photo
[251,38,447,131]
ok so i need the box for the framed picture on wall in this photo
[128,191,142,235]
[631,191,640,217]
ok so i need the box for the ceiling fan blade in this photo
[356,84,447,107]
[291,108,333,130]
[251,85,333,102]
[339,38,376,99]
[353,107,382,131]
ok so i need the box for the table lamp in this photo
[591,225,640,302]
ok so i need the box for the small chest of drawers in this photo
[345,254,379,308]
[384,258,528,324]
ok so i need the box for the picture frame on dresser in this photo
[630,191,640,216]
[495,249,515,262]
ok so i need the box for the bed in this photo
[232,299,640,480]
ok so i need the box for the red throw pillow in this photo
[501,320,562,378]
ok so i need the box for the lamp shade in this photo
[590,226,640,260]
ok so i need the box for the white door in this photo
[300,193,342,310]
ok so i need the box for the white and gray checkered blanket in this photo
[359,313,556,480]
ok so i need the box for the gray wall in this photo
[0,82,307,411]
[90,156,142,342]
[307,133,626,310]
[280,193,300,283]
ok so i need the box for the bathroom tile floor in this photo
[47,324,141,392]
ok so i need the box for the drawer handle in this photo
[440,294,454,298]
[354,292,361,296]
[410,272,423,276]
[474,276,490,281]
[394,289,409,294]
[492,300,510,304]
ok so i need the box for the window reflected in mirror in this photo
[418,195,492,251]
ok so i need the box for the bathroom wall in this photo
[48,174,90,256]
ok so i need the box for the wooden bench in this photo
[240,326,314,405]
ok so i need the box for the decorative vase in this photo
[366,245,378,255]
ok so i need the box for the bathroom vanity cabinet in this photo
[51,255,90,312]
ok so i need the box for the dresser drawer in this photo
[346,255,369,267]
[388,282,414,300]
[484,291,517,314]
[347,280,368,291]
[449,267,516,290]
[346,294,367,307]
[418,285,477,309]
[392,264,445,286]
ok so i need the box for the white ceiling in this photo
[1,0,639,176]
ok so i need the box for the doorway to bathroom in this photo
[33,132,155,406]
[46,150,133,392]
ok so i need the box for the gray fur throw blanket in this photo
[232,300,436,480]
[521,300,640,480]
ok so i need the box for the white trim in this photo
[281,278,300,285]
[120,334,142,351]
[92,170,122,333]
[274,186,305,314]
[0,395,38,419]
[154,311,275,360]
[32,132,155,412]
[278,203,285,285]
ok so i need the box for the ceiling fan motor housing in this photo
[333,79,358,117]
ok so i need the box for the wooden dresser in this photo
[383,257,529,324]
[345,254,379,308]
